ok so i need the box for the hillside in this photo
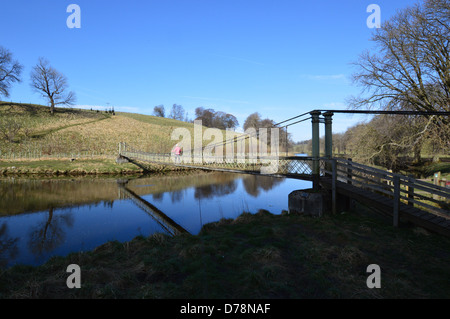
[0,102,227,159]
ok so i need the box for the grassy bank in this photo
[0,158,144,176]
[1,209,450,299]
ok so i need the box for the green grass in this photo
[0,158,194,176]
[0,158,141,175]
[1,209,449,299]
[119,112,194,128]
[29,114,111,139]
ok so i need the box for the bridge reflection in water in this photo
[117,181,188,236]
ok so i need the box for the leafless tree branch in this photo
[30,58,76,114]
[0,46,23,98]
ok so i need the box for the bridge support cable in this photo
[187,113,313,164]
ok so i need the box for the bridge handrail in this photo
[331,163,450,199]
[335,157,450,195]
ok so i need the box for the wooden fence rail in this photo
[0,150,115,160]
[323,158,450,226]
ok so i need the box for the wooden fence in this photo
[0,150,115,160]
[323,158,450,225]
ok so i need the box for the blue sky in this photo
[1,0,418,141]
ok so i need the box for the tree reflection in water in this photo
[193,175,283,200]
[242,175,284,197]
[194,180,237,199]
[27,208,74,261]
[0,223,19,269]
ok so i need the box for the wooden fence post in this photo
[434,171,441,200]
[331,159,337,214]
[393,175,400,227]
[434,171,441,186]
[407,174,414,206]
[347,158,352,185]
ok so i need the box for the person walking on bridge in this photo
[172,144,182,163]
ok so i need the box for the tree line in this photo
[153,104,240,130]
[153,105,293,150]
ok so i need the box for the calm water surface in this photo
[0,171,311,268]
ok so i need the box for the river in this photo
[0,170,311,268]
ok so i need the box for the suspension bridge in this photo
[118,110,450,237]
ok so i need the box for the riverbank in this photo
[1,207,450,299]
[0,158,188,176]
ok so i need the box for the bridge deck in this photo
[321,178,450,237]
[166,163,315,180]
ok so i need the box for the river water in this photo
[0,171,311,268]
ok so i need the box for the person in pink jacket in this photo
[172,144,182,163]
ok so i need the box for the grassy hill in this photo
[0,102,230,159]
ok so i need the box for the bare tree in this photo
[0,116,22,142]
[243,113,291,149]
[0,46,23,98]
[350,0,449,114]
[153,105,165,117]
[195,107,239,129]
[243,112,262,131]
[195,107,215,127]
[30,58,76,114]
[220,112,239,130]
[350,0,450,151]
[169,104,185,121]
